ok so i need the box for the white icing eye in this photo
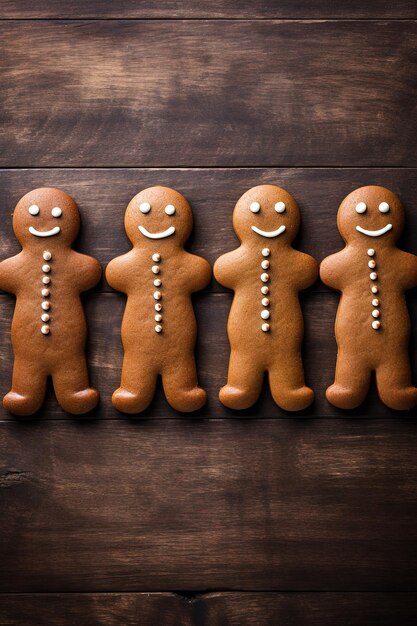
[139,202,151,214]
[274,201,286,213]
[28,204,40,216]
[250,201,261,213]
[378,201,390,213]
[165,204,176,216]
[51,207,62,218]
[355,202,367,214]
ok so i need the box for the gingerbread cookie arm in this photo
[320,249,350,292]
[0,254,24,294]
[106,252,135,294]
[293,250,318,291]
[72,252,102,292]
[213,248,243,290]
[398,250,417,291]
[185,253,212,293]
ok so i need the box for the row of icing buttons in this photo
[368,248,381,330]
[152,253,163,333]
[40,250,52,335]
[261,248,270,332]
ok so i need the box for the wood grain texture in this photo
[1,420,417,591]
[1,168,417,279]
[2,1,417,19]
[0,291,416,418]
[2,21,417,167]
[0,593,192,626]
[198,592,417,625]
[0,592,416,626]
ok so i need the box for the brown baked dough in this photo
[320,185,417,410]
[214,184,317,411]
[0,187,101,416]
[106,186,211,413]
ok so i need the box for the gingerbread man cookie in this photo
[214,185,317,411]
[106,186,211,413]
[320,185,417,410]
[0,188,101,415]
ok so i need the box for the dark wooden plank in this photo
[2,21,417,166]
[2,168,417,281]
[2,1,417,19]
[0,593,416,626]
[0,593,193,626]
[1,420,417,591]
[0,290,416,419]
[199,592,417,626]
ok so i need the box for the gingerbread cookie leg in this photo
[326,351,372,409]
[3,358,47,416]
[162,354,206,413]
[268,354,314,411]
[112,355,158,414]
[219,350,264,410]
[375,351,417,411]
[52,356,99,415]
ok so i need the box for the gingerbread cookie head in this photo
[337,185,404,246]
[232,184,300,245]
[13,187,80,248]
[124,186,193,248]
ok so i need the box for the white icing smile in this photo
[29,226,61,237]
[138,225,176,239]
[355,224,393,237]
[251,225,286,238]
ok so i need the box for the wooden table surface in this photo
[1,2,417,624]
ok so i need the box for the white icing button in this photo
[155,303,162,312]
[367,248,375,257]
[43,251,52,261]
[261,310,270,320]
[155,325,163,333]
[51,207,62,218]
[28,204,40,216]
[153,278,162,287]
[153,291,162,300]
[368,260,376,269]
[139,202,151,214]
[372,298,379,307]
[355,202,367,214]
[152,265,160,274]
[372,320,381,330]
[152,253,161,262]
[41,288,50,297]
[261,260,270,269]
[41,313,50,322]
[42,264,51,273]
[165,204,176,216]
[261,323,270,332]
[41,325,50,335]
[250,201,261,213]
[379,201,390,213]
[42,276,51,285]
[372,309,380,318]
[370,272,378,281]
[41,301,50,311]
[262,298,270,306]
[274,201,286,213]
[261,273,269,283]
[261,286,269,295]
[371,286,378,294]
[262,248,270,257]
[155,314,162,322]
